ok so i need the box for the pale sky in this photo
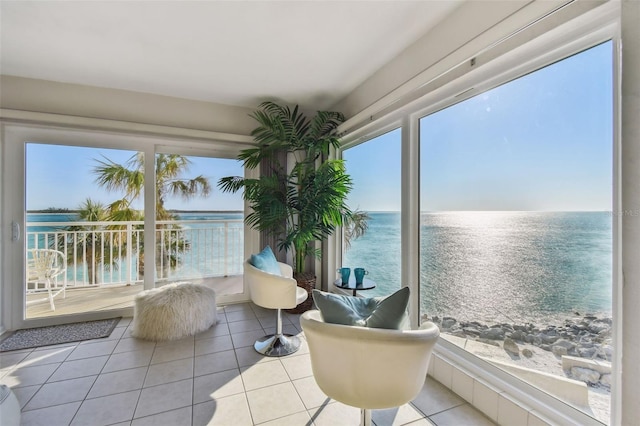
[343,129,401,212]
[344,41,612,212]
[26,147,244,211]
[27,42,612,214]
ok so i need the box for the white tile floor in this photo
[1,303,496,426]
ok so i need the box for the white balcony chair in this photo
[300,309,440,426]
[26,249,67,311]
[244,260,308,356]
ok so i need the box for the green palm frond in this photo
[166,175,212,199]
[91,152,211,278]
[218,101,361,274]
[93,156,144,199]
[343,210,370,250]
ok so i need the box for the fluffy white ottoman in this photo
[131,282,217,341]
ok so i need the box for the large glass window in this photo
[419,42,613,423]
[342,129,401,296]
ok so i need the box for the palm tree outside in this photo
[60,198,119,285]
[91,153,212,280]
[219,101,365,277]
[343,209,370,251]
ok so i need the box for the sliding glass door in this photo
[6,126,249,326]
[152,153,245,302]
[25,144,145,319]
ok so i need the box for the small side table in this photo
[334,277,376,297]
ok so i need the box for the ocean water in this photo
[26,212,244,225]
[29,211,612,324]
[344,211,612,325]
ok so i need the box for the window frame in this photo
[337,127,404,301]
[331,5,620,424]
[1,123,258,330]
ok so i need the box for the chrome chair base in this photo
[254,333,301,357]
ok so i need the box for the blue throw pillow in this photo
[312,287,409,330]
[249,246,281,275]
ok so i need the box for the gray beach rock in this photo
[571,367,601,385]
[522,348,534,358]
[540,333,560,344]
[503,338,520,356]
[437,314,613,365]
[578,346,597,358]
[579,336,594,345]
[442,317,457,329]
[463,327,481,337]
[600,373,612,387]
[589,321,610,334]
[553,339,576,350]
[602,345,614,361]
[480,328,504,340]
[478,338,501,347]
[510,330,526,342]
[552,345,568,356]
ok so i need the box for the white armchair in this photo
[300,309,440,426]
[244,260,308,356]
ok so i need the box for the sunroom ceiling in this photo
[0,1,463,111]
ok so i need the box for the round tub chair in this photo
[244,260,308,356]
[300,309,440,426]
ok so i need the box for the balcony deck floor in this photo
[2,302,496,426]
[26,276,244,319]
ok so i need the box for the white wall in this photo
[331,0,604,128]
[331,0,532,117]
[620,1,640,423]
[0,75,256,136]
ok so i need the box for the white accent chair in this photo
[300,309,440,426]
[26,249,67,311]
[244,260,308,356]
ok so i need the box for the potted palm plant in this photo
[218,101,352,312]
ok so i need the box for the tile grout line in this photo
[5,347,47,412]
[121,322,154,424]
[226,305,259,426]
[19,341,77,414]
[8,303,493,426]
[21,326,128,422]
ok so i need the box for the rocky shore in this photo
[426,313,613,388]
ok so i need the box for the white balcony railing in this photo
[27,219,244,287]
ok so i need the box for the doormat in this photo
[0,318,121,352]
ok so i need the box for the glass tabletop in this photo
[333,277,376,291]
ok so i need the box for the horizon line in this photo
[27,209,244,214]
